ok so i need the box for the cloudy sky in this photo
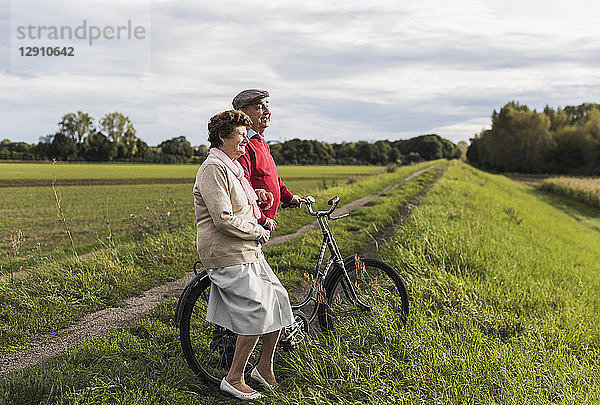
[1,0,599,146]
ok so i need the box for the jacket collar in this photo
[247,128,263,139]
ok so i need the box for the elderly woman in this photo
[193,110,294,401]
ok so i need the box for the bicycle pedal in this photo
[280,340,294,351]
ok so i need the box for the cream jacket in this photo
[193,155,266,268]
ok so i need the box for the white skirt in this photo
[205,254,294,335]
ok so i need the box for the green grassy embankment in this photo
[268,162,600,404]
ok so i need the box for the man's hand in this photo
[259,229,271,244]
[255,189,273,210]
[287,194,302,208]
[262,217,277,231]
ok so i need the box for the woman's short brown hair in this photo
[208,110,253,149]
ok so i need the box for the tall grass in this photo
[51,160,79,261]
[540,177,600,209]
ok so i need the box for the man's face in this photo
[243,98,271,134]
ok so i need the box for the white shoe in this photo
[220,378,262,401]
[250,367,275,390]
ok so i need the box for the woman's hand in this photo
[259,229,271,244]
[263,217,277,231]
[255,189,274,210]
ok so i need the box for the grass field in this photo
[3,161,600,403]
[0,164,386,269]
[540,176,600,209]
[0,162,444,404]
[357,163,600,403]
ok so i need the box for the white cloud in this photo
[1,0,600,145]
[431,117,491,144]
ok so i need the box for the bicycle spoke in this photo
[201,289,209,303]
[180,280,264,385]
[321,257,409,331]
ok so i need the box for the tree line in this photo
[467,102,600,173]
[1,111,463,165]
[270,134,463,165]
[0,111,196,163]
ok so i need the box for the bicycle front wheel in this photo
[319,256,409,331]
[178,276,261,385]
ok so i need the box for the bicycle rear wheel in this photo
[178,276,262,385]
[319,256,409,331]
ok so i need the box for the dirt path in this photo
[361,165,446,257]
[0,163,441,381]
[505,174,550,187]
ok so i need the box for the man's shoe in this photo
[220,378,262,401]
[250,367,276,390]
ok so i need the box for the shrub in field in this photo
[540,177,600,209]
[386,163,398,173]
[128,193,191,240]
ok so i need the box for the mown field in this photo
[0,164,382,270]
[0,162,381,181]
[2,161,599,404]
[540,176,600,209]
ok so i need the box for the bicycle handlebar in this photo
[293,194,346,219]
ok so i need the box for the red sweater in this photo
[238,134,293,223]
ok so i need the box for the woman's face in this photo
[220,126,249,160]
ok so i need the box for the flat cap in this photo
[232,89,269,110]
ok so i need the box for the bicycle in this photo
[175,194,409,386]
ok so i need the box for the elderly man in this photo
[233,89,300,231]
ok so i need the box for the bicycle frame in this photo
[290,196,370,325]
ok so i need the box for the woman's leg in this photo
[256,329,281,385]
[226,334,260,393]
